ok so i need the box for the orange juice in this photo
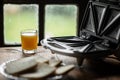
[21,31,38,50]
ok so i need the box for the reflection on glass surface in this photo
[45,5,77,38]
[4,4,38,44]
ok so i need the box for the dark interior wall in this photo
[0,2,4,47]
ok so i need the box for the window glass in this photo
[45,5,77,38]
[4,4,38,44]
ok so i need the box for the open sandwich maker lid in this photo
[41,0,120,57]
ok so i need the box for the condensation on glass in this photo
[4,4,38,44]
[45,5,77,38]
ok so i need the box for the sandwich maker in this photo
[41,0,120,66]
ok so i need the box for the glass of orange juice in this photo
[21,29,38,55]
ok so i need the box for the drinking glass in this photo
[21,29,38,55]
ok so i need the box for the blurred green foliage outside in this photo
[4,4,77,44]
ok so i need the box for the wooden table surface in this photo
[0,46,120,80]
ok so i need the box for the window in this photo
[4,4,38,44]
[0,0,88,47]
[45,5,77,38]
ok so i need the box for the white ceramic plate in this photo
[0,60,28,80]
[0,60,64,80]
